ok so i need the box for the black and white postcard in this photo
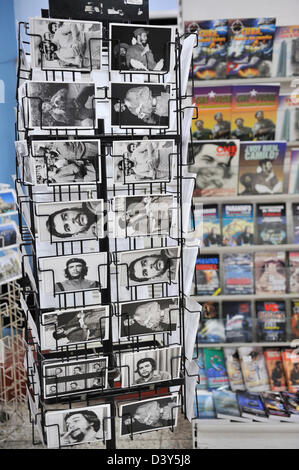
[36,199,104,243]
[15,140,34,185]
[0,222,18,250]
[112,139,175,185]
[45,404,111,448]
[30,18,102,72]
[23,81,96,129]
[43,356,108,399]
[119,297,179,338]
[120,394,179,436]
[49,0,149,23]
[110,23,174,74]
[0,251,22,287]
[39,252,107,308]
[121,345,181,388]
[112,194,175,238]
[118,246,180,287]
[31,139,100,185]
[110,82,171,128]
[40,305,109,351]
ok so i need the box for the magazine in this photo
[256,301,287,342]
[194,388,216,419]
[291,300,299,340]
[238,346,270,393]
[254,251,286,295]
[264,349,287,392]
[261,392,290,420]
[222,204,254,246]
[272,25,299,78]
[282,349,299,393]
[223,253,254,295]
[224,347,246,392]
[288,149,299,194]
[292,204,299,244]
[275,94,299,143]
[196,302,225,344]
[289,252,299,294]
[257,203,287,245]
[213,389,249,421]
[202,205,222,247]
[237,391,268,421]
[194,254,221,296]
[203,347,230,390]
[222,301,252,342]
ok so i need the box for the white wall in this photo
[181,0,299,26]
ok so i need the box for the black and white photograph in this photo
[110,24,174,74]
[49,0,149,23]
[118,246,180,287]
[31,139,100,185]
[112,194,175,238]
[40,306,109,351]
[121,345,181,388]
[30,18,102,72]
[0,251,22,287]
[43,356,108,399]
[15,140,34,184]
[110,82,171,128]
[39,252,107,298]
[0,223,18,250]
[23,81,96,129]
[45,404,111,448]
[119,297,179,338]
[36,199,105,243]
[120,394,179,436]
[112,139,175,185]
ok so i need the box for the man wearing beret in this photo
[126,27,164,71]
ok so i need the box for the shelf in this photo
[193,193,299,204]
[194,294,299,302]
[190,76,294,88]
[200,244,299,254]
[194,341,298,349]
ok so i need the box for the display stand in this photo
[15,14,199,449]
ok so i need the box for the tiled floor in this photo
[0,404,193,450]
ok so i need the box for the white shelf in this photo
[194,294,299,302]
[200,244,299,254]
[191,76,294,87]
[194,341,296,349]
[193,194,299,204]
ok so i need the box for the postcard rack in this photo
[14,17,200,449]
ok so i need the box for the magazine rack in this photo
[15,15,200,449]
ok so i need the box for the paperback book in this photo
[202,205,222,247]
[212,389,249,421]
[261,392,290,420]
[237,391,268,422]
[281,391,299,421]
[256,301,287,342]
[196,302,225,344]
[223,301,253,343]
[255,251,286,295]
[257,203,287,245]
[195,254,221,296]
[223,253,254,295]
[238,141,286,196]
[238,346,270,392]
[282,349,299,393]
[222,204,254,246]
[291,300,299,340]
[194,388,216,419]
[203,348,230,390]
[185,20,228,81]
[289,252,299,294]
[264,349,287,392]
[226,18,276,79]
[224,347,246,391]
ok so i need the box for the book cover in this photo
[288,149,299,194]
[291,300,299,340]
[203,348,230,390]
[261,392,290,420]
[272,25,299,78]
[238,346,270,392]
[227,18,276,79]
[289,252,299,294]
[238,141,286,196]
[212,389,249,421]
[255,251,286,295]
[231,85,280,143]
[194,388,216,419]
[185,20,228,81]
[223,302,253,343]
[191,87,232,141]
[281,391,299,420]
[292,204,299,244]
[224,347,246,391]
[202,205,222,247]
[256,301,287,343]
[264,349,287,392]
[223,253,254,295]
[195,350,208,390]
[257,203,287,245]
[282,349,299,393]
[237,391,268,421]
[195,254,221,296]
[196,302,225,344]
[222,204,254,246]
[275,94,299,143]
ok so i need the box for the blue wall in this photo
[0,0,17,185]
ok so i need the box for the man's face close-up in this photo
[53,209,90,236]
[133,255,166,280]
[65,414,91,442]
[135,401,161,426]
[138,361,153,379]
[261,161,273,175]
[194,144,230,189]
[67,262,84,279]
